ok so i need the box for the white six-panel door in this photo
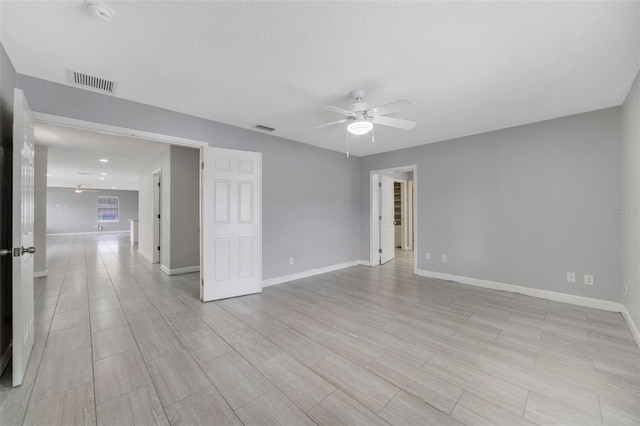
[201,147,262,301]
[12,89,35,386]
[380,175,395,264]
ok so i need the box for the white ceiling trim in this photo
[33,112,208,148]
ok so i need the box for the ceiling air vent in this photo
[255,124,275,132]
[67,70,117,94]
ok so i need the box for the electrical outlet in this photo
[441,255,447,263]
[584,275,594,286]
[289,257,294,265]
[567,272,576,283]
[426,252,431,260]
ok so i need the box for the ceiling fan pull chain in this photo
[346,130,350,158]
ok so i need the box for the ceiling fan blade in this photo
[373,116,416,130]
[319,105,354,116]
[369,98,417,116]
[305,119,347,131]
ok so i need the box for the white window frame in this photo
[97,195,119,223]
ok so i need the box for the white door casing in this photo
[369,166,418,272]
[407,180,414,250]
[201,147,262,301]
[152,169,161,264]
[380,175,395,264]
[12,89,35,386]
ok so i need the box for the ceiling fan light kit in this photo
[71,184,99,194]
[347,120,373,136]
[308,89,417,156]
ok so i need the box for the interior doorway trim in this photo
[152,168,162,265]
[31,112,209,273]
[369,165,418,274]
[31,113,207,148]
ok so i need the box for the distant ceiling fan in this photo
[308,89,417,156]
[63,184,99,194]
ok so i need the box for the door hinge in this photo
[157,214,160,219]
[379,249,382,253]
[157,246,160,251]
[379,182,382,187]
[201,161,204,169]
[157,182,160,187]
[379,215,382,220]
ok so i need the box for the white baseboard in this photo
[621,305,640,349]
[415,268,623,312]
[34,270,48,278]
[357,259,372,267]
[160,265,200,276]
[263,260,364,288]
[47,230,128,236]
[137,249,154,263]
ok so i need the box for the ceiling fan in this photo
[308,89,417,156]
[63,184,99,193]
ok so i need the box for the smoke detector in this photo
[85,1,115,22]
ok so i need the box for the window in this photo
[97,196,119,222]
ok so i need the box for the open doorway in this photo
[369,165,417,273]
[34,112,205,276]
[33,113,263,303]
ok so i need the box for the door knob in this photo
[0,249,10,256]
[21,246,36,255]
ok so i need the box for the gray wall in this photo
[138,145,198,271]
[47,188,138,234]
[622,71,640,332]
[34,145,47,274]
[169,145,199,270]
[0,43,16,372]
[138,147,170,267]
[17,73,627,307]
[18,75,362,280]
[361,108,623,302]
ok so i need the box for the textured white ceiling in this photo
[2,1,639,156]
[35,122,171,190]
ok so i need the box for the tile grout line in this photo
[82,238,100,426]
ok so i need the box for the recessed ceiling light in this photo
[100,172,107,176]
[99,177,105,180]
[99,158,108,163]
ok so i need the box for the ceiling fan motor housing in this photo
[350,102,374,119]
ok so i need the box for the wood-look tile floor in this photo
[1,233,639,425]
